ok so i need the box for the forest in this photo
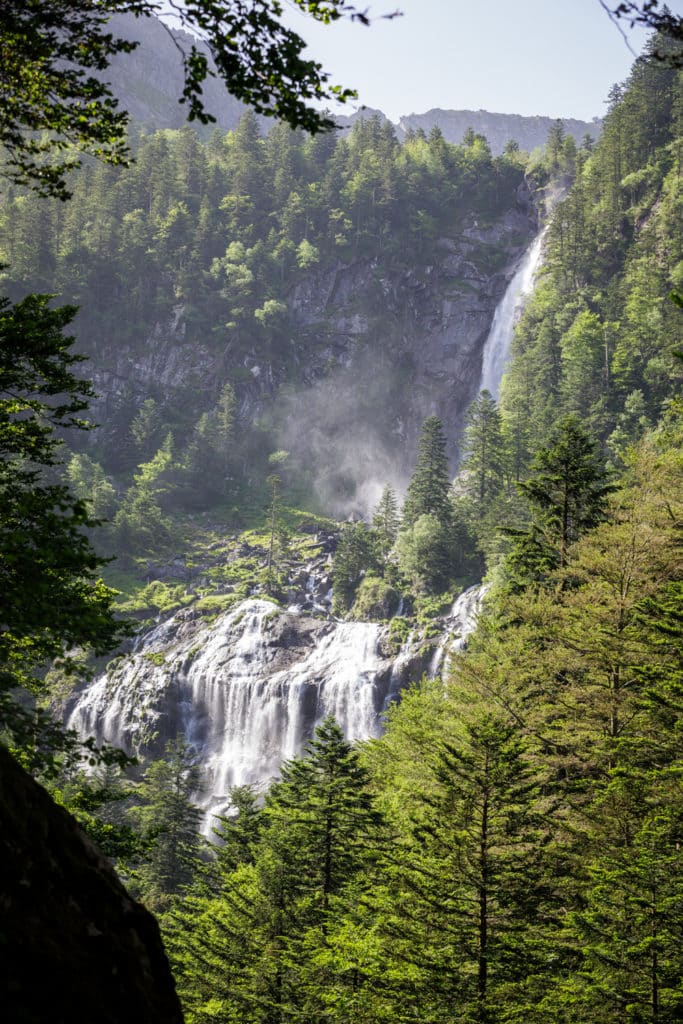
[0,6,681,1024]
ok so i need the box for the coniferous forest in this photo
[0,4,682,1023]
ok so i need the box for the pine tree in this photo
[545,118,566,172]
[402,415,453,528]
[371,484,400,564]
[461,390,506,508]
[129,738,204,910]
[506,415,613,588]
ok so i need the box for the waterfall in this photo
[67,590,489,831]
[429,584,489,677]
[67,599,395,828]
[479,226,547,399]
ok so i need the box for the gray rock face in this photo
[103,13,247,132]
[277,200,539,508]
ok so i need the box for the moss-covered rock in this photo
[350,574,399,622]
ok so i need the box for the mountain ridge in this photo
[104,13,602,154]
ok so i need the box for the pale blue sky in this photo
[282,0,683,122]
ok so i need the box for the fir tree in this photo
[402,415,453,528]
[129,738,204,909]
[371,484,400,564]
[377,712,551,1024]
[331,521,378,615]
[461,389,506,508]
[168,717,385,1024]
[506,414,613,588]
[212,784,263,880]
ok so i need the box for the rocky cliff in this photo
[89,194,538,511]
[103,13,247,132]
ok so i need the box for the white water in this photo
[67,599,397,827]
[479,226,547,399]
[429,584,489,677]
[68,592,489,830]
[191,610,390,815]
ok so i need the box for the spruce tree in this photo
[371,484,400,564]
[506,414,612,588]
[461,389,505,508]
[402,415,453,528]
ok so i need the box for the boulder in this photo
[0,746,183,1024]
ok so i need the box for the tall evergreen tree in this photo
[402,415,453,528]
[376,712,552,1024]
[167,717,385,1024]
[461,390,506,508]
[506,415,613,588]
[129,738,204,910]
[331,522,378,615]
[371,484,400,564]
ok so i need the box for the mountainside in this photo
[1,16,682,1024]
[102,13,248,132]
[101,13,600,155]
[0,110,539,520]
[397,108,602,154]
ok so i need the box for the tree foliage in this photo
[0,0,384,198]
[402,415,453,529]
[0,294,129,764]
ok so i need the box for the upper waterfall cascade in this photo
[479,225,547,400]
[67,586,487,826]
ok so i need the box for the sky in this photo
[281,0,683,123]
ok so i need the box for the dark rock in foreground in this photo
[0,745,183,1024]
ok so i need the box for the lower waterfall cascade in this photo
[66,586,488,827]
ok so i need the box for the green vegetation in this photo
[1,12,682,1023]
[147,395,682,1024]
[0,1,375,198]
[0,106,527,622]
[0,294,130,770]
